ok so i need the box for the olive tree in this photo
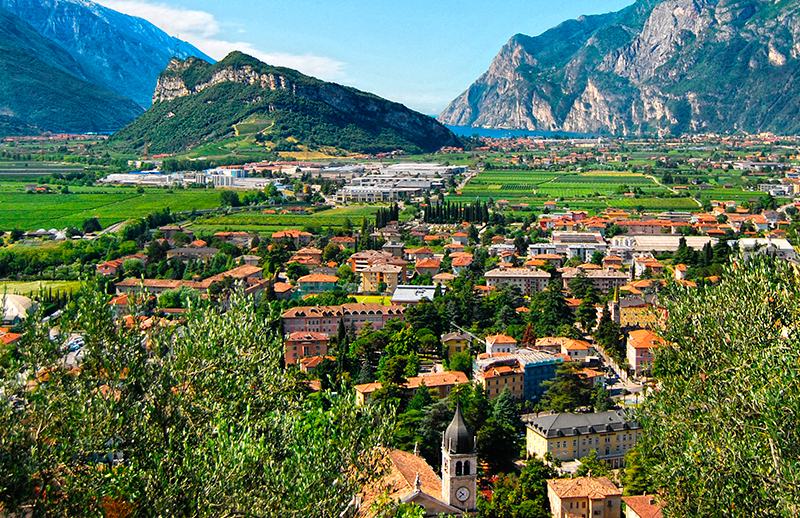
[639,259,800,517]
[0,287,391,517]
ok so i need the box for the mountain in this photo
[438,0,800,136]
[0,7,144,133]
[107,51,462,155]
[0,0,212,108]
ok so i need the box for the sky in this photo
[96,0,635,115]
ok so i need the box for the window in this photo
[573,440,577,446]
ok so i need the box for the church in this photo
[354,405,479,517]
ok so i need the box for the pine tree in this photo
[492,387,522,431]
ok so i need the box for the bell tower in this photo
[441,403,477,511]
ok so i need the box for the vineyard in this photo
[190,205,383,233]
[449,169,709,211]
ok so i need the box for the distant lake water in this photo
[445,125,599,139]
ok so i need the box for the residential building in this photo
[284,331,329,365]
[442,332,472,357]
[623,495,663,518]
[735,237,798,261]
[415,258,441,277]
[485,333,518,355]
[452,232,469,246]
[561,268,628,294]
[626,329,665,376]
[362,264,404,294]
[296,274,339,295]
[526,410,641,468]
[433,272,457,285]
[272,229,313,247]
[281,303,405,335]
[405,247,435,261]
[609,293,664,330]
[476,363,525,399]
[547,477,622,518]
[298,355,335,373]
[451,255,473,275]
[166,247,219,262]
[561,339,591,360]
[354,371,468,405]
[214,231,253,247]
[484,267,551,296]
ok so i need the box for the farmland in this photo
[189,205,385,234]
[449,169,701,211]
[0,180,223,230]
[0,280,81,296]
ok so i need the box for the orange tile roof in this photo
[547,477,621,499]
[628,329,665,350]
[297,274,339,283]
[486,333,517,345]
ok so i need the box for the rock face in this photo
[0,7,144,133]
[438,0,800,136]
[0,0,211,107]
[109,52,461,154]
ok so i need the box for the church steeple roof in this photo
[443,403,475,454]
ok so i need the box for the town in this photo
[1,132,798,517]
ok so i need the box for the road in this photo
[646,174,702,208]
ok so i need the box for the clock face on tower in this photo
[456,486,470,502]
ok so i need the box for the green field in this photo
[190,206,382,233]
[0,280,81,296]
[0,182,223,230]
[451,169,701,211]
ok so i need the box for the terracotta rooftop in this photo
[622,495,663,518]
[547,477,622,499]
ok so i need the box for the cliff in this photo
[438,0,800,136]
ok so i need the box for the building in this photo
[561,339,592,360]
[609,293,664,330]
[485,333,518,355]
[354,371,468,405]
[284,331,329,365]
[526,410,641,468]
[296,274,339,295]
[735,237,798,261]
[623,495,663,518]
[442,332,472,357]
[272,229,313,247]
[362,264,404,294]
[561,268,629,294]
[353,403,475,517]
[166,247,219,262]
[626,329,665,376]
[414,258,441,277]
[391,285,439,305]
[546,477,622,518]
[516,349,563,401]
[281,303,405,335]
[484,267,551,296]
[476,363,525,399]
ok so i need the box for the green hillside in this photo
[107,51,461,156]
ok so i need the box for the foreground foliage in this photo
[0,289,391,517]
[640,259,800,517]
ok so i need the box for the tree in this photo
[575,450,610,478]
[530,286,573,337]
[541,363,591,413]
[82,216,102,233]
[492,388,522,431]
[286,262,310,282]
[220,190,241,207]
[478,418,520,474]
[322,242,343,264]
[591,384,613,412]
[0,289,392,517]
[448,352,472,378]
[621,446,652,496]
[594,307,624,361]
[640,258,800,517]
[590,251,605,266]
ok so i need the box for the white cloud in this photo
[95,0,346,80]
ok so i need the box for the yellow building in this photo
[547,477,622,518]
[361,264,404,294]
[442,331,472,357]
[526,411,641,469]
[477,364,525,399]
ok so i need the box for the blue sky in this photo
[97,0,634,115]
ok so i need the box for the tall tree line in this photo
[424,200,489,224]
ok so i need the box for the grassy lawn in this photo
[0,280,82,296]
